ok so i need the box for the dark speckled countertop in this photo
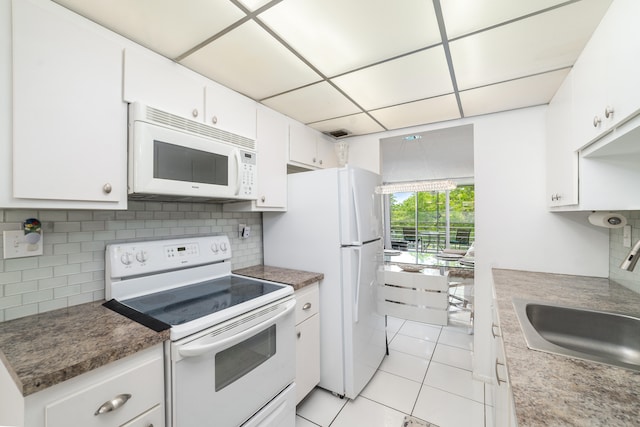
[233,265,323,290]
[0,301,169,397]
[492,269,640,426]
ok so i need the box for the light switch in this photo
[2,230,44,259]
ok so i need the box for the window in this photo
[387,185,474,264]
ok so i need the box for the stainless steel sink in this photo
[512,298,640,371]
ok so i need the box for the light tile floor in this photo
[296,303,493,427]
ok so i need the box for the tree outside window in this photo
[389,185,474,262]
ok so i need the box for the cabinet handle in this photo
[319,159,323,165]
[192,109,199,118]
[604,106,614,119]
[261,196,266,203]
[94,393,131,415]
[593,115,601,127]
[491,322,501,338]
[211,115,218,125]
[103,183,112,194]
[313,157,317,163]
[302,302,312,310]
[495,359,507,386]
[297,331,301,339]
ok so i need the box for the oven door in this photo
[169,297,296,427]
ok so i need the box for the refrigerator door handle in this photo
[351,175,362,243]
[354,247,361,323]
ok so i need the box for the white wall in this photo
[345,105,610,381]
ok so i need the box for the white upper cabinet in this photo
[546,73,578,207]
[224,104,288,212]
[123,48,205,121]
[289,120,337,169]
[8,0,127,208]
[204,83,257,141]
[571,0,640,150]
[546,0,640,211]
[124,49,258,142]
[316,133,338,169]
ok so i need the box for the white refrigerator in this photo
[263,166,386,399]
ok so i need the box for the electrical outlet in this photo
[623,225,632,248]
[3,230,44,259]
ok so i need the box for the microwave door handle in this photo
[178,299,295,358]
[234,150,242,196]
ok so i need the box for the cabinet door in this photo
[289,120,320,168]
[256,105,288,209]
[546,73,578,207]
[123,48,204,121]
[12,0,126,205]
[605,0,640,128]
[316,134,338,168]
[295,314,320,404]
[570,25,610,148]
[204,82,257,140]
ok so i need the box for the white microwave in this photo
[128,102,257,202]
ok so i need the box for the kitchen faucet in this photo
[620,239,640,272]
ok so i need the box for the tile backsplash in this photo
[0,202,262,321]
[609,211,640,293]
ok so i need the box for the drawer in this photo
[45,352,164,427]
[294,283,319,325]
[120,404,163,427]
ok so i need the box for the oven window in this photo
[215,325,276,391]
[154,140,228,185]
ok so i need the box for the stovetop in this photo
[121,275,285,326]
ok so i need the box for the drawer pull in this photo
[302,302,312,310]
[491,323,501,338]
[94,393,131,415]
[495,359,507,386]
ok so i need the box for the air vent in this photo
[325,129,350,139]
[144,105,256,150]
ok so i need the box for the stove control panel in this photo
[107,235,232,279]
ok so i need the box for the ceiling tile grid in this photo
[53,0,614,137]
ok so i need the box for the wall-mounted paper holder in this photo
[3,218,43,259]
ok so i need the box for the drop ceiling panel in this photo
[460,68,570,117]
[308,113,385,137]
[237,0,272,12]
[333,47,453,110]
[370,95,461,131]
[257,0,441,77]
[53,0,244,58]
[262,81,361,124]
[180,21,321,100]
[450,0,613,91]
[441,0,568,39]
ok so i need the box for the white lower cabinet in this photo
[24,345,164,427]
[294,283,320,404]
[491,301,517,427]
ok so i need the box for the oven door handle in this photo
[178,299,296,358]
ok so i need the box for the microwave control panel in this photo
[239,150,257,198]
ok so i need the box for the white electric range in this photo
[105,235,296,427]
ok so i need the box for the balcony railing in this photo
[389,223,474,253]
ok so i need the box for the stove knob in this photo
[120,252,133,265]
[220,242,228,252]
[210,243,219,253]
[136,250,148,263]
